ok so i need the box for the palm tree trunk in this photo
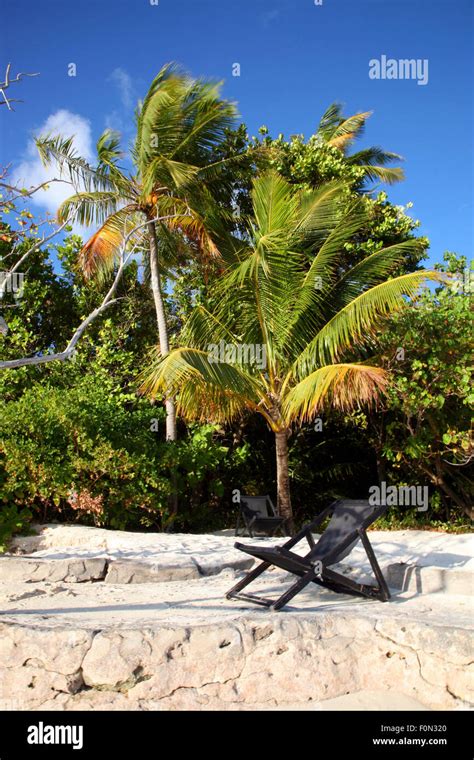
[147,221,178,524]
[275,429,293,533]
[147,221,177,442]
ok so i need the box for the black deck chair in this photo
[227,499,391,611]
[235,495,288,538]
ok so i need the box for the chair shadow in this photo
[0,579,410,619]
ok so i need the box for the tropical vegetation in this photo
[0,63,471,547]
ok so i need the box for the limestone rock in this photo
[104,559,200,584]
[0,557,107,583]
[386,562,473,595]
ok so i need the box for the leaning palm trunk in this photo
[147,221,179,523]
[147,221,177,442]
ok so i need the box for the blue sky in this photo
[2,0,473,266]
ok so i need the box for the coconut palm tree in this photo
[316,102,404,185]
[36,63,238,443]
[140,171,438,528]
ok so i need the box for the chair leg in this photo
[322,555,390,602]
[322,567,382,599]
[235,513,241,537]
[246,516,257,539]
[271,569,316,611]
[358,529,391,601]
[226,560,271,599]
[271,521,285,538]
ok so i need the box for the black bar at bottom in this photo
[0,709,470,758]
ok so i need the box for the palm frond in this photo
[357,165,405,185]
[57,191,129,227]
[294,271,442,376]
[135,65,190,176]
[96,129,123,166]
[139,346,262,423]
[316,103,344,141]
[141,156,199,195]
[79,205,143,279]
[327,111,372,151]
[280,200,369,355]
[95,130,131,190]
[331,240,423,302]
[252,170,299,249]
[182,305,240,349]
[36,135,125,194]
[293,180,347,244]
[158,195,221,261]
[284,362,387,423]
[171,78,237,159]
[347,147,403,167]
[301,199,367,288]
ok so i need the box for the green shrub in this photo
[0,504,32,553]
[0,371,253,541]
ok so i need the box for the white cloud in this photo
[104,108,125,133]
[12,110,94,239]
[109,67,135,110]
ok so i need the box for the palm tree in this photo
[316,102,404,186]
[140,171,438,528]
[36,63,238,443]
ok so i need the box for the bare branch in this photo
[0,217,74,299]
[0,299,122,368]
[0,63,39,111]
[0,212,181,370]
[0,177,73,203]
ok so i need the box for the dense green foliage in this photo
[0,232,250,547]
[2,229,469,545]
[373,254,473,519]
